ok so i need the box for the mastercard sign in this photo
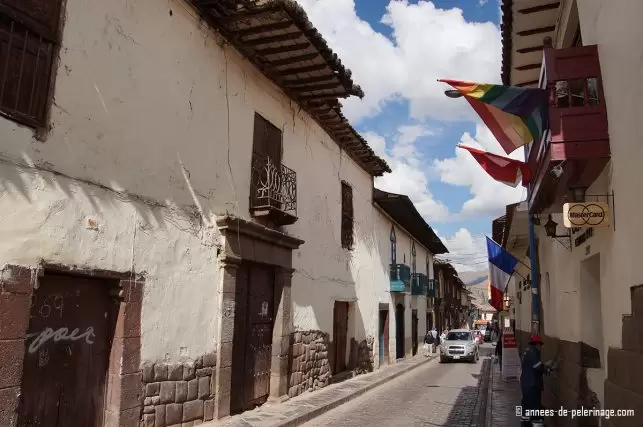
[563,202,610,228]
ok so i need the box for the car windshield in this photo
[446,332,471,341]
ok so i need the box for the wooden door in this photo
[395,304,404,359]
[333,301,349,374]
[18,274,116,427]
[411,310,418,356]
[378,309,389,366]
[231,263,275,415]
[252,114,283,210]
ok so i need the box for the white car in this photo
[439,329,480,363]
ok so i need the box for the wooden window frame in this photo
[340,181,354,250]
[411,240,416,274]
[389,225,396,265]
[0,0,65,129]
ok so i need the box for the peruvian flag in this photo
[457,145,531,187]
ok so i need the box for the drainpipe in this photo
[525,145,541,336]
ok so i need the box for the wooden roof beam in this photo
[233,21,294,37]
[255,42,310,56]
[283,74,337,86]
[268,53,319,67]
[278,63,329,76]
[517,26,556,37]
[515,63,542,71]
[243,32,304,46]
[517,45,544,54]
[515,80,540,87]
[285,82,341,92]
[518,2,560,14]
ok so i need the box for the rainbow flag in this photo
[439,79,548,155]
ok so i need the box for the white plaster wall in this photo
[576,0,643,351]
[363,208,434,364]
[0,0,385,363]
[531,0,643,406]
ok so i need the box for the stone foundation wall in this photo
[288,331,331,398]
[540,336,601,427]
[140,352,216,426]
[603,285,643,427]
[354,337,374,375]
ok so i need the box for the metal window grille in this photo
[340,181,353,250]
[0,0,62,127]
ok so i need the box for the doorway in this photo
[426,312,433,331]
[18,273,117,426]
[411,310,418,356]
[231,262,276,415]
[395,303,405,359]
[378,307,390,366]
[333,301,349,374]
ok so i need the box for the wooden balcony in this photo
[390,264,411,293]
[427,278,438,298]
[411,273,427,296]
[249,152,298,226]
[527,45,610,213]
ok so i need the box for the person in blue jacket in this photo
[520,335,545,422]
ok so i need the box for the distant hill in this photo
[459,269,488,287]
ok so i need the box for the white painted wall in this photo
[523,0,643,408]
[0,0,383,364]
[360,207,434,366]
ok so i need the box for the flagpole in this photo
[524,145,541,336]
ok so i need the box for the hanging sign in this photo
[562,202,610,228]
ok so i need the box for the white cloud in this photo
[295,1,516,245]
[479,0,489,5]
[434,124,526,219]
[436,228,488,272]
[366,126,450,223]
[296,0,501,124]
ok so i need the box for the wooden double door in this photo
[231,263,276,415]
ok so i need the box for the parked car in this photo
[439,329,480,363]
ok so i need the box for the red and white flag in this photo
[457,144,531,187]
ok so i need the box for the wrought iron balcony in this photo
[526,45,610,213]
[389,264,411,293]
[427,278,438,298]
[411,273,427,296]
[249,152,298,226]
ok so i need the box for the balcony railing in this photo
[249,152,298,226]
[427,278,438,298]
[411,273,427,296]
[390,264,411,293]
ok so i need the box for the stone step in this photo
[621,315,643,353]
[631,284,643,318]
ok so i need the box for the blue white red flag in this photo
[486,237,519,311]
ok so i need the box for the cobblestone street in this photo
[300,353,491,427]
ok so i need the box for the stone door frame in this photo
[0,264,144,427]
[213,216,304,419]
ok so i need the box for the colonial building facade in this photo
[0,0,450,425]
[371,188,447,367]
[499,0,643,424]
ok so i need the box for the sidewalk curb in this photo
[274,355,438,427]
[485,359,495,427]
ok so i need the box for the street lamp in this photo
[544,214,572,250]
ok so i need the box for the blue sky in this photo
[298,0,524,270]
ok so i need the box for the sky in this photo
[296,0,527,272]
